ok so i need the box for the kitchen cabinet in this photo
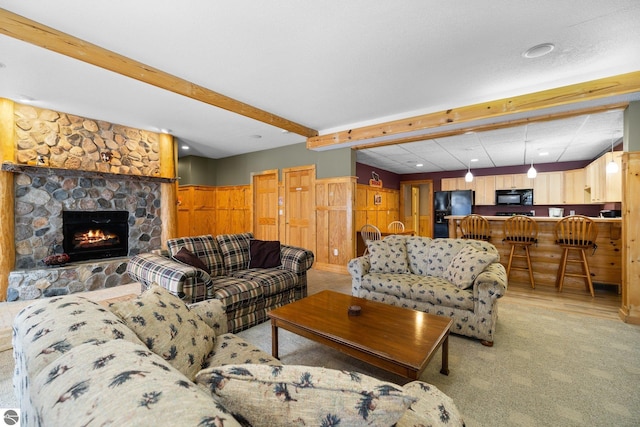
[495,173,532,190]
[585,152,622,203]
[563,169,587,204]
[441,177,473,191]
[473,176,496,205]
[533,172,564,205]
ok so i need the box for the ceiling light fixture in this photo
[181,145,189,150]
[522,43,555,59]
[606,138,619,174]
[416,163,423,167]
[464,161,473,183]
[527,160,537,178]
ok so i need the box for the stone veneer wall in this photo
[6,104,166,301]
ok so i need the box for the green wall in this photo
[178,142,355,186]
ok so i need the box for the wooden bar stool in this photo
[554,215,598,297]
[503,215,538,288]
[459,214,491,241]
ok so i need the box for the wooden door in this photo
[283,165,316,251]
[252,170,279,240]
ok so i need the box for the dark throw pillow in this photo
[249,239,281,269]
[173,246,211,274]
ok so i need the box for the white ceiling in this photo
[1,1,640,173]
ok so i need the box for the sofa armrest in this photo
[126,252,212,302]
[189,299,228,335]
[473,262,508,303]
[347,256,371,297]
[280,245,315,273]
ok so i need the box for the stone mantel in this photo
[2,162,177,183]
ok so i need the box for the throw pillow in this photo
[196,364,416,427]
[367,239,409,274]
[172,246,211,274]
[109,284,215,380]
[444,245,498,290]
[248,239,281,268]
[216,233,253,273]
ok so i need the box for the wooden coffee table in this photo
[268,290,452,379]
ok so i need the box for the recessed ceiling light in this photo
[522,43,555,59]
[539,151,549,156]
[281,129,290,134]
[181,145,189,150]
[160,128,172,134]
[416,163,424,167]
[470,158,479,162]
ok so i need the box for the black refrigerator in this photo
[434,190,474,238]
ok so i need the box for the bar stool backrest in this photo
[503,215,538,243]
[554,215,598,249]
[459,214,491,241]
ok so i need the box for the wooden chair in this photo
[554,215,598,297]
[360,224,381,255]
[387,221,405,233]
[459,214,491,241]
[503,215,538,288]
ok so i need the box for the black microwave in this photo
[495,189,533,206]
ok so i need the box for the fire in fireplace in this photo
[62,211,129,262]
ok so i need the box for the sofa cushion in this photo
[109,284,215,381]
[196,364,416,427]
[167,234,225,276]
[249,239,282,268]
[172,247,210,274]
[362,272,422,299]
[32,339,242,427]
[411,276,474,311]
[444,246,499,290]
[216,233,253,273]
[230,269,297,297]
[210,276,263,311]
[397,381,465,427]
[367,238,409,274]
[205,333,282,369]
[12,295,145,385]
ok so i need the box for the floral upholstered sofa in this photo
[349,235,507,345]
[13,285,465,426]
[126,233,314,333]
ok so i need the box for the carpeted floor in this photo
[2,283,640,426]
[235,300,640,427]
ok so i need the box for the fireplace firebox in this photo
[62,211,129,262]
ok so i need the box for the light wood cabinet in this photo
[441,177,472,191]
[563,169,587,204]
[495,173,532,190]
[473,176,496,205]
[585,152,622,203]
[533,172,564,205]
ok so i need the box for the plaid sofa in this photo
[349,236,507,346]
[127,233,315,333]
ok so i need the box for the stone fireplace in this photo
[1,101,177,302]
[62,210,130,262]
[6,169,164,301]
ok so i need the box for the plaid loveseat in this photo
[127,233,315,333]
[349,236,507,345]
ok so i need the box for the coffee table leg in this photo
[440,334,449,375]
[271,320,279,359]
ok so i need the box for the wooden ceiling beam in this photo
[0,8,318,138]
[308,71,640,150]
[350,102,630,151]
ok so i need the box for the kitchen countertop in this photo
[445,215,621,222]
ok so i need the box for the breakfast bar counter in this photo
[446,215,622,292]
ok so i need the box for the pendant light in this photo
[606,139,619,174]
[464,161,473,182]
[527,160,537,178]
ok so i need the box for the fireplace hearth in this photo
[62,211,129,262]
